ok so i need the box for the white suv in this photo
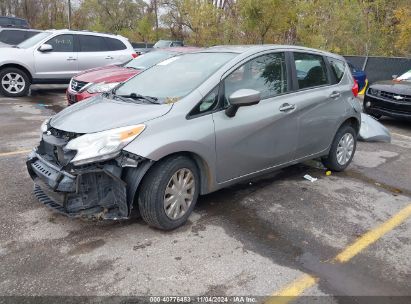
[0,29,136,97]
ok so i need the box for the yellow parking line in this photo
[334,204,411,263]
[268,203,411,303]
[266,274,318,304]
[0,149,31,157]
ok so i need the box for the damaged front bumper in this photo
[27,150,134,220]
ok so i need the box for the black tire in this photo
[322,124,357,172]
[0,67,30,97]
[138,155,200,230]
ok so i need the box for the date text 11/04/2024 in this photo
[148,296,258,303]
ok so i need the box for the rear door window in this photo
[293,52,329,89]
[78,35,110,52]
[328,57,346,83]
[46,34,74,52]
[105,37,127,51]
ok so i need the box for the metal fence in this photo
[344,55,411,84]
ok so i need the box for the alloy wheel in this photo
[1,73,26,94]
[336,133,354,165]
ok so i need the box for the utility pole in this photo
[68,0,72,29]
[153,0,159,40]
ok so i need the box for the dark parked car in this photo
[364,70,411,119]
[0,16,29,28]
[347,62,368,94]
[0,28,42,47]
[27,45,361,230]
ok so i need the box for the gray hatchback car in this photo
[27,45,361,230]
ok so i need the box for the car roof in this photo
[43,29,128,40]
[160,46,202,53]
[0,28,42,32]
[204,44,344,60]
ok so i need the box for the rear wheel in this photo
[0,68,30,97]
[322,124,357,171]
[138,155,199,230]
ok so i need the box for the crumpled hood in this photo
[50,95,172,133]
[370,80,411,95]
[74,65,140,83]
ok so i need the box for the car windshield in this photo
[125,51,176,70]
[397,70,411,81]
[153,40,171,48]
[17,32,51,48]
[115,52,236,103]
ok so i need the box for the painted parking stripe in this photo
[0,149,31,157]
[267,274,318,304]
[334,204,411,263]
[267,203,411,303]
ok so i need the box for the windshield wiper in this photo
[118,93,160,104]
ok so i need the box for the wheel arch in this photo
[339,116,360,135]
[151,151,212,195]
[124,151,213,214]
[0,63,33,82]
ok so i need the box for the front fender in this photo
[123,112,217,193]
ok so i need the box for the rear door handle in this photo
[105,56,114,60]
[67,57,77,61]
[330,91,341,98]
[279,103,296,112]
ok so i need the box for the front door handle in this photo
[105,56,114,60]
[330,91,341,98]
[67,57,77,61]
[279,103,296,112]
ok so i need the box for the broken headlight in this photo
[41,118,50,133]
[65,124,145,166]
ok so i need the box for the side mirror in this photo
[225,89,261,117]
[392,74,398,79]
[38,44,53,52]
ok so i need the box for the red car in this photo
[66,47,198,105]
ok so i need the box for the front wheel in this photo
[138,155,199,230]
[322,124,357,171]
[0,68,30,97]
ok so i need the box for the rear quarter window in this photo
[105,37,127,51]
[328,57,346,83]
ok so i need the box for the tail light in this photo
[352,80,359,97]
[131,53,138,58]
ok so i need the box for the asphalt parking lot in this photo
[0,87,410,302]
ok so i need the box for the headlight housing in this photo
[41,118,50,133]
[368,88,380,96]
[86,82,120,94]
[65,124,145,166]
